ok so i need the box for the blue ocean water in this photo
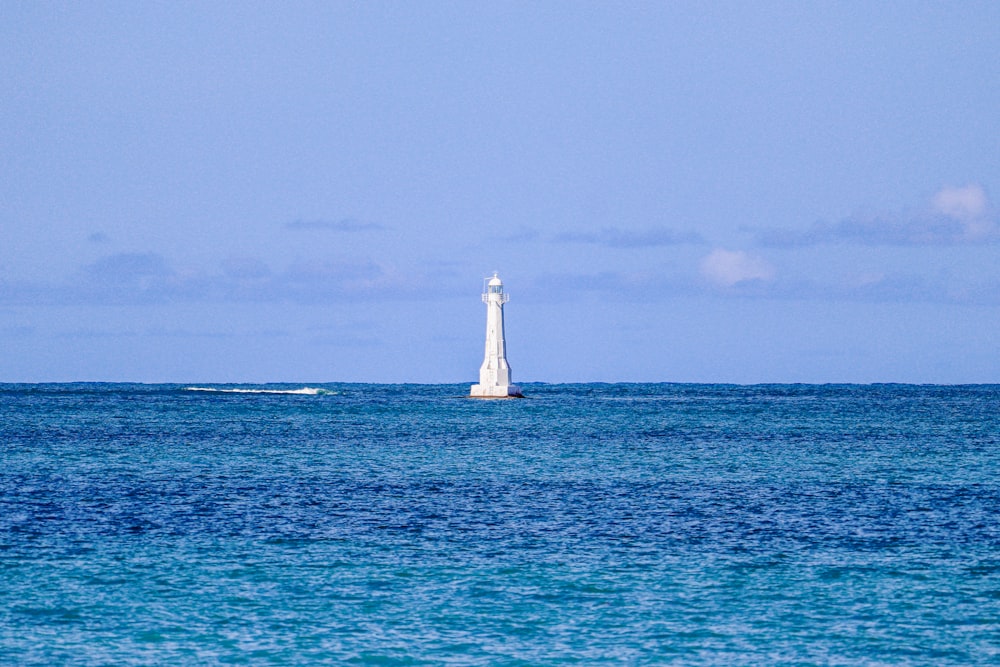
[1,383,998,665]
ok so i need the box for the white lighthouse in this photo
[470,273,523,398]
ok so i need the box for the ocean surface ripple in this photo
[1,383,999,664]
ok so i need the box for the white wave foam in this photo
[184,387,334,395]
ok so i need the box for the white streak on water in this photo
[184,387,333,395]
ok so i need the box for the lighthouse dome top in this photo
[483,273,507,300]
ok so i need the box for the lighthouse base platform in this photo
[470,384,523,398]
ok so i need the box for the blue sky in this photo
[2,1,999,383]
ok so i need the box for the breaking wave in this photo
[183,387,335,395]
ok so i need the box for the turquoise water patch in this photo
[1,383,999,664]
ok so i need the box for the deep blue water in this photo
[1,383,999,664]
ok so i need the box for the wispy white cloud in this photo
[551,226,703,247]
[526,263,1000,305]
[0,252,444,306]
[932,184,987,220]
[756,184,998,247]
[71,252,181,303]
[3,245,996,310]
[700,249,775,287]
[81,252,172,286]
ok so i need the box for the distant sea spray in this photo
[183,386,336,395]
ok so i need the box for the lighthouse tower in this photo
[470,273,522,398]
